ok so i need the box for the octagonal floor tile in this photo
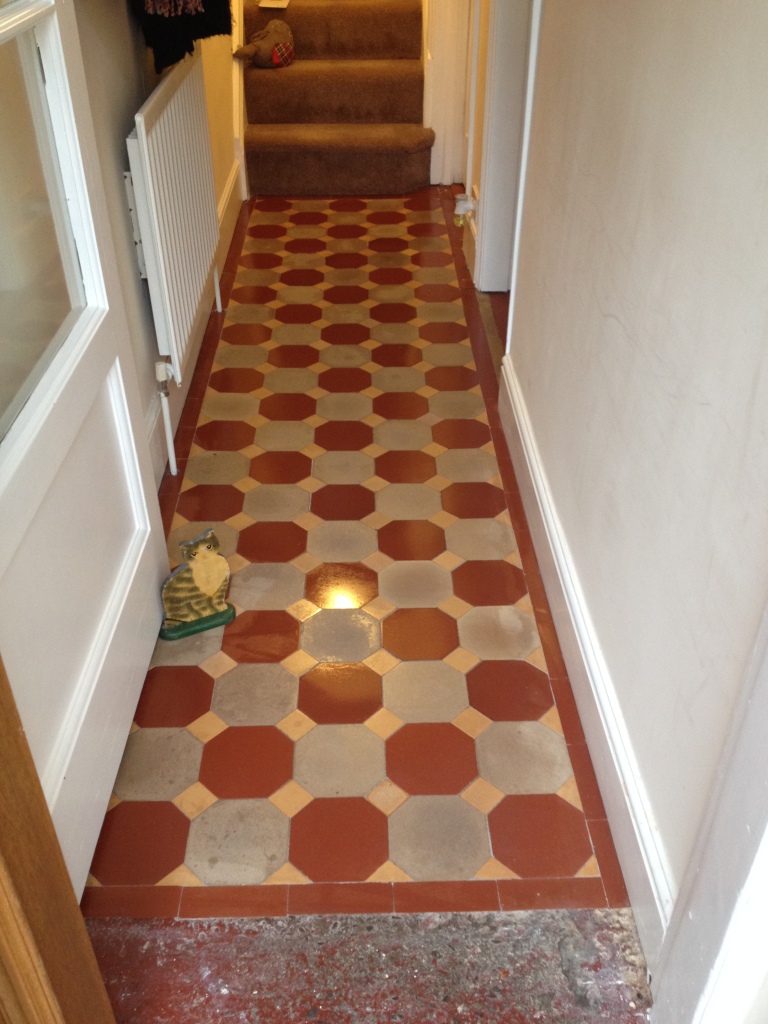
[298,663,382,724]
[372,392,430,420]
[476,722,572,794]
[212,663,299,725]
[382,608,458,660]
[445,519,518,561]
[387,723,477,795]
[199,726,293,798]
[419,321,468,344]
[378,520,446,561]
[186,799,289,885]
[452,561,527,607]
[302,608,380,663]
[318,367,372,394]
[259,393,317,420]
[466,661,554,721]
[228,563,305,610]
[176,484,243,522]
[458,606,539,661]
[311,484,376,521]
[294,724,385,797]
[379,561,453,608]
[242,485,309,523]
[314,421,374,451]
[237,522,307,563]
[254,421,314,452]
[488,795,593,878]
[442,482,507,519]
[250,451,312,484]
[306,521,378,562]
[195,420,256,452]
[425,366,479,391]
[373,420,433,451]
[222,610,300,663]
[376,484,442,521]
[89,802,189,886]
[383,661,468,723]
[185,451,251,485]
[388,796,489,881]
[371,344,421,367]
[305,562,378,609]
[134,666,214,727]
[290,798,388,882]
[321,323,370,345]
[436,449,499,484]
[313,451,374,485]
[114,728,202,801]
[268,344,318,369]
[209,367,264,393]
[375,450,436,483]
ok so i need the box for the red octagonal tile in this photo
[286,238,325,254]
[370,303,417,324]
[298,663,382,724]
[199,726,293,798]
[372,393,429,419]
[370,238,408,253]
[134,666,214,727]
[259,394,316,421]
[89,802,189,886]
[305,562,378,609]
[324,285,368,305]
[318,368,372,393]
[466,661,554,722]
[431,419,491,449]
[268,345,319,368]
[489,796,594,878]
[176,484,243,521]
[378,520,446,560]
[326,253,367,269]
[237,522,307,562]
[280,268,325,286]
[387,723,477,795]
[290,211,327,225]
[375,450,436,483]
[452,561,527,606]
[250,451,311,483]
[311,485,376,521]
[195,420,255,451]
[412,251,453,268]
[290,798,388,882]
[314,421,373,451]
[231,285,277,304]
[414,284,461,303]
[222,610,300,663]
[370,267,412,285]
[425,366,479,391]
[247,224,286,239]
[275,304,322,325]
[419,322,469,344]
[371,345,421,367]
[209,368,264,393]
[322,323,370,345]
[237,254,281,271]
[222,323,272,344]
[382,608,458,660]
[442,482,507,519]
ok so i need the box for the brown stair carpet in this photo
[243,0,434,195]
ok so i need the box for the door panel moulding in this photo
[498,355,673,973]
[423,0,471,185]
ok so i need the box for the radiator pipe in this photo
[156,360,178,477]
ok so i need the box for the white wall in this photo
[73,0,243,484]
[503,0,768,968]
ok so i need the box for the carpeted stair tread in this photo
[245,59,424,125]
[243,0,422,60]
[246,122,434,153]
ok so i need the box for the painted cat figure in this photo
[161,529,231,628]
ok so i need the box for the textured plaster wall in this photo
[510,0,768,888]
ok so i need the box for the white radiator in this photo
[125,50,221,386]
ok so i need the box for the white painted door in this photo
[0,0,167,896]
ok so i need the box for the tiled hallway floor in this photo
[82,188,628,919]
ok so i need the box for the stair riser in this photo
[245,62,424,125]
[243,0,422,60]
[246,146,431,196]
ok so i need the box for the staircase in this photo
[242,0,435,196]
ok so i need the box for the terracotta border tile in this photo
[550,676,588,746]
[393,881,500,913]
[179,886,288,918]
[288,882,394,915]
[566,742,607,819]
[497,877,607,911]
[589,819,630,907]
[80,886,181,919]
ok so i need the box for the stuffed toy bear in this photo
[233,18,294,68]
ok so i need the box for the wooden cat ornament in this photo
[159,529,236,640]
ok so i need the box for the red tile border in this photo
[589,819,630,908]
[566,741,607,819]
[179,886,288,918]
[393,881,500,914]
[81,886,181,919]
[288,882,394,916]
[497,877,607,911]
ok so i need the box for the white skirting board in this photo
[498,353,674,974]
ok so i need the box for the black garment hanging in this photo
[130,0,232,74]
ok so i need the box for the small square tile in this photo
[557,776,584,812]
[269,780,314,817]
[294,512,324,531]
[367,860,412,882]
[291,552,322,572]
[172,782,218,819]
[227,553,251,574]
[365,707,404,738]
[281,650,318,675]
[107,793,121,811]
[277,708,317,740]
[362,511,391,529]
[366,778,409,815]
[364,649,400,675]
[361,551,394,573]
[156,864,204,887]
[452,706,492,738]
[362,443,387,458]
[265,862,311,885]
[362,476,390,492]
[198,651,237,679]
[287,599,320,622]
[526,646,548,672]
[439,596,473,619]
[462,777,505,813]
[515,592,534,615]
[576,855,600,878]
[302,444,326,459]
[425,475,452,491]
[540,706,564,735]
[474,857,519,880]
[233,477,260,493]
[506,550,524,569]
[363,596,396,620]
[226,511,256,531]
[170,512,188,531]
[429,510,458,528]
[443,648,480,672]
[422,442,448,457]
[186,711,228,742]
[434,550,464,570]
[296,477,326,493]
